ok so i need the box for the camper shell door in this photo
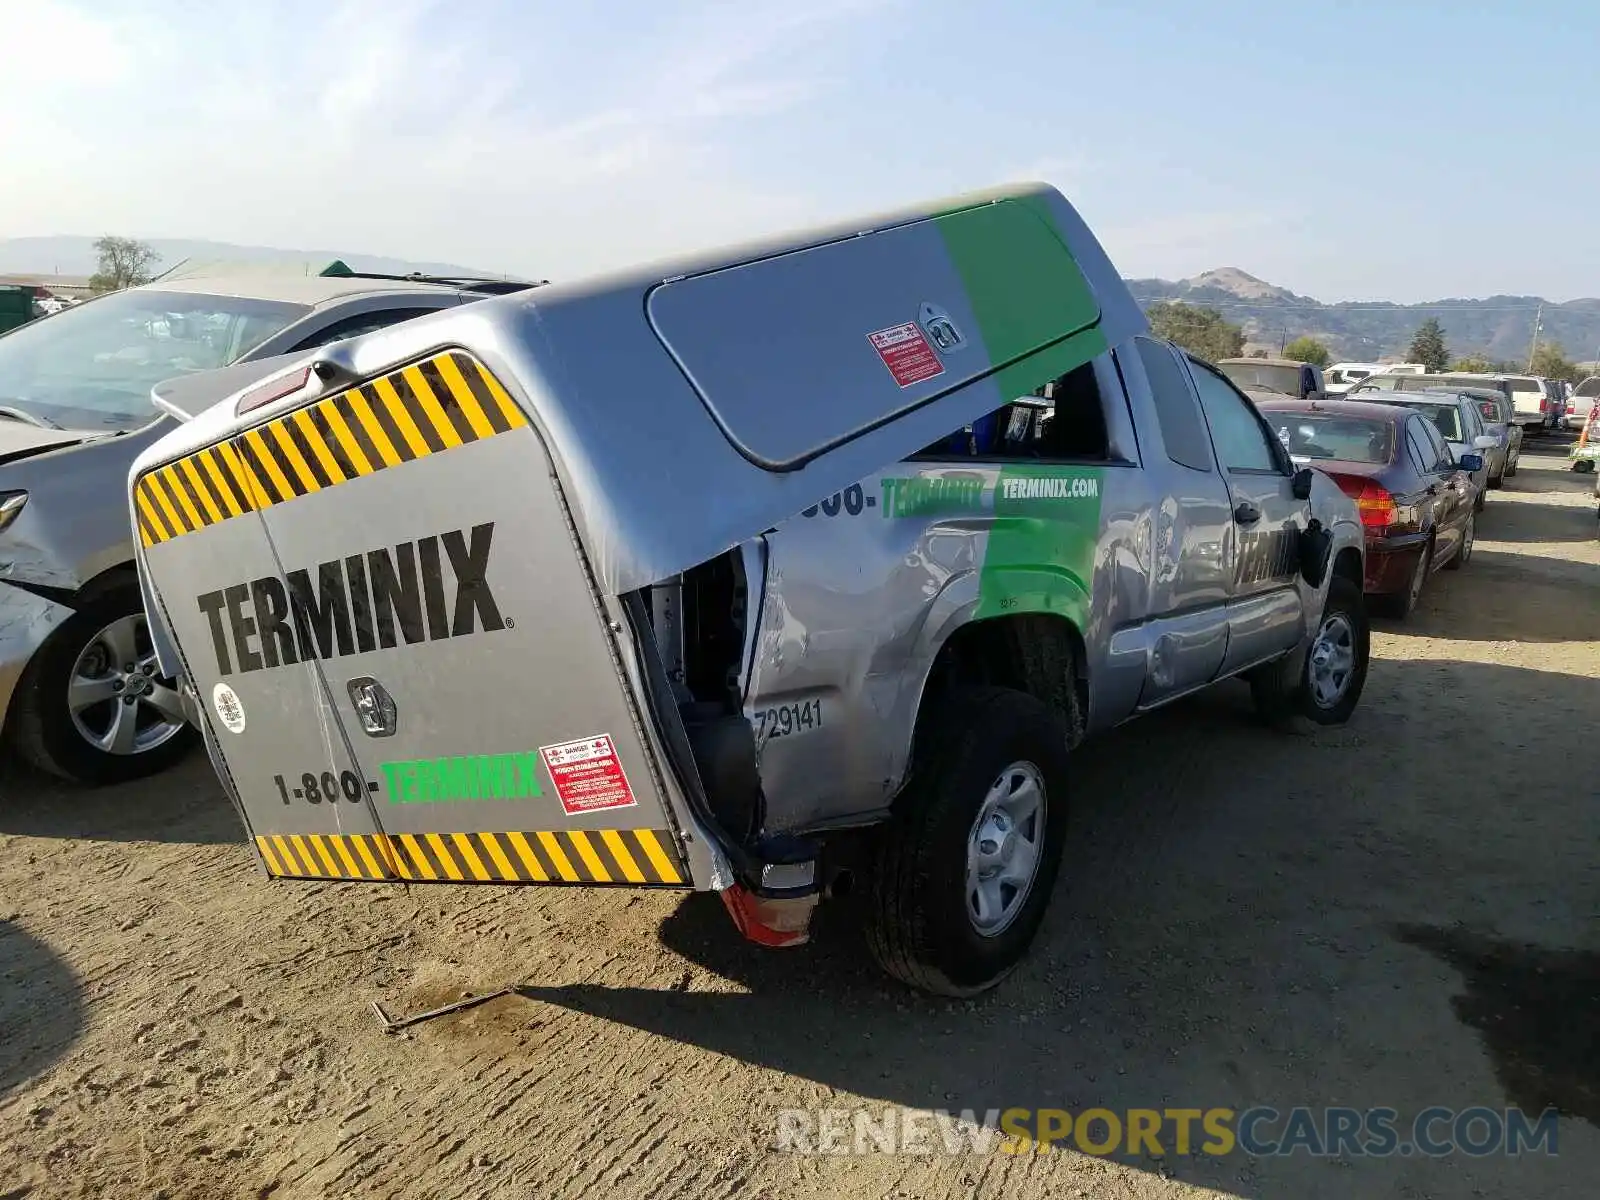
[134,351,698,889]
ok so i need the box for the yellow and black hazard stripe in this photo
[135,350,528,547]
[253,828,686,887]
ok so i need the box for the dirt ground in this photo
[2,441,1596,1200]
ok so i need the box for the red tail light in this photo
[1329,473,1398,531]
[236,366,312,416]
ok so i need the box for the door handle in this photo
[1233,500,1261,524]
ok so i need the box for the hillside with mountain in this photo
[1128,268,1600,365]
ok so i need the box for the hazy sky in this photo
[5,0,1597,301]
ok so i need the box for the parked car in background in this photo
[0,269,541,785]
[1325,363,1425,394]
[1510,375,1562,429]
[1442,386,1522,483]
[1349,371,1554,431]
[1325,363,1383,394]
[1217,357,1327,401]
[1567,376,1600,432]
[1348,389,1495,509]
[1259,398,1479,618]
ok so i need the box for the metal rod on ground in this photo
[370,986,522,1033]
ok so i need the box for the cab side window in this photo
[1135,337,1214,472]
[1188,360,1282,473]
[910,359,1110,462]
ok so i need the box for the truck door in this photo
[1184,359,1310,676]
[134,441,398,881]
[1123,337,1234,708]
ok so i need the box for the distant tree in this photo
[1281,336,1331,367]
[89,236,161,293]
[1529,341,1581,383]
[1146,301,1245,363]
[1450,354,1495,373]
[1407,318,1450,373]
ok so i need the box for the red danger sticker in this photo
[538,734,639,816]
[868,321,945,388]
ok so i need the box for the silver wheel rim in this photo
[68,613,188,757]
[1308,613,1357,709]
[966,762,1046,938]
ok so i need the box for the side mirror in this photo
[1474,434,1499,449]
[1291,466,1315,500]
[1459,453,1484,473]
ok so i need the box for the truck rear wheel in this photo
[1250,575,1369,731]
[864,686,1071,997]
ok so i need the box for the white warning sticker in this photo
[212,682,246,734]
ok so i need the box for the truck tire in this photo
[1250,575,1369,732]
[7,586,196,786]
[864,686,1072,997]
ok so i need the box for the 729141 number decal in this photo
[753,699,824,740]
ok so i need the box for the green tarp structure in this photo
[0,285,34,335]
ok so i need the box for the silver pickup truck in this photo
[128,184,1368,996]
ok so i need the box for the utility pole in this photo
[1525,303,1543,372]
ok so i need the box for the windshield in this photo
[1267,413,1393,464]
[1575,377,1600,398]
[0,289,309,430]
[1395,402,1463,441]
[1219,362,1302,396]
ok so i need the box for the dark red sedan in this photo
[1256,399,1481,618]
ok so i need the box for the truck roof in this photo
[1220,357,1318,369]
[135,182,1148,594]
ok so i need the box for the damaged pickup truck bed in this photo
[129,184,1370,996]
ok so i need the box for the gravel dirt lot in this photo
[2,440,1596,1200]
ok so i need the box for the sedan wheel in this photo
[1445,514,1475,571]
[67,614,189,758]
[1378,543,1431,619]
[8,586,197,786]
